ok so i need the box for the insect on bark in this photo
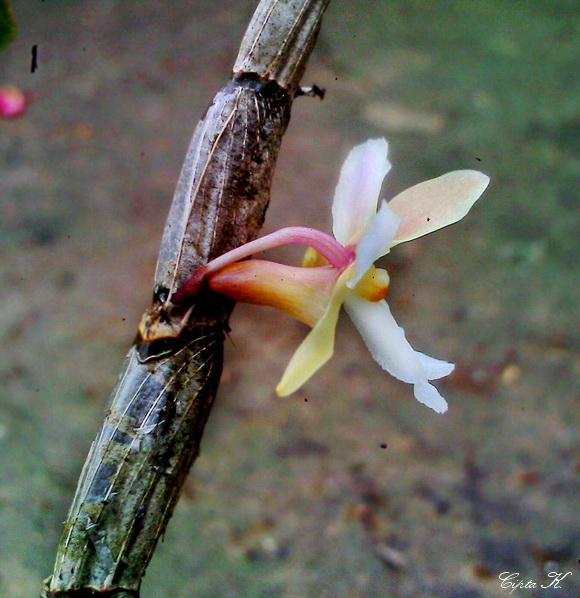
[43,1,330,596]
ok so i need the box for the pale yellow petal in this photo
[388,170,490,248]
[276,268,352,396]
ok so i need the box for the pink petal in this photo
[332,139,391,246]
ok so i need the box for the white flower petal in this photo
[332,139,391,246]
[388,170,490,248]
[343,295,451,413]
[348,200,400,289]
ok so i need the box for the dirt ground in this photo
[1,1,579,597]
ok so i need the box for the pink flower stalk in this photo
[171,227,353,304]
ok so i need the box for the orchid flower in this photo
[173,139,489,413]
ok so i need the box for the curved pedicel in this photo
[170,226,354,305]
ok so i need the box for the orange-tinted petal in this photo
[208,260,339,327]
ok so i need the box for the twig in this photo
[42,1,330,595]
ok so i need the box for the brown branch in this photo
[42,1,330,596]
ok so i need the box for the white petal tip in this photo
[416,352,455,380]
[414,381,448,414]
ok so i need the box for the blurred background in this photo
[1,1,579,596]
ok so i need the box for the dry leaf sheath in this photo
[43,1,330,596]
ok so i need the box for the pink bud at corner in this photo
[0,86,28,118]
